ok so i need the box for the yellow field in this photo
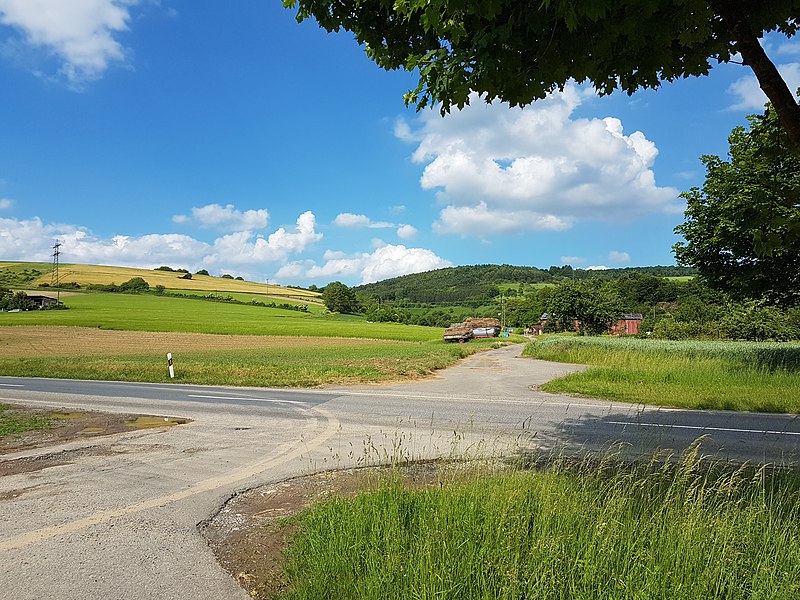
[24,262,320,302]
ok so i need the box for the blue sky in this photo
[1,1,799,286]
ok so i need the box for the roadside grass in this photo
[279,448,800,600]
[0,336,497,386]
[0,293,441,341]
[523,336,800,413]
[0,403,52,435]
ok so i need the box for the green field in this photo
[0,292,440,340]
[0,291,510,386]
[278,452,800,599]
[524,336,800,413]
[0,339,496,386]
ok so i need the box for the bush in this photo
[195,269,209,276]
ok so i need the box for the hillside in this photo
[354,264,695,306]
[0,261,321,303]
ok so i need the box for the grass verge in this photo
[277,448,800,599]
[0,403,52,436]
[523,336,800,413]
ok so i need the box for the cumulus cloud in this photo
[334,212,418,240]
[0,216,207,267]
[584,265,609,271]
[0,198,12,210]
[0,211,320,272]
[0,0,136,83]
[173,203,269,231]
[728,63,800,111]
[608,250,631,264]
[333,212,395,229]
[276,243,451,285]
[397,86,680,236]
[396,224,417,239]
[203,211,321,267]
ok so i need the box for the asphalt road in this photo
[1,344,799,599]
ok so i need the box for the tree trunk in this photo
[716,1,800,148]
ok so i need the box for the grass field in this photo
[523,336,800,413]
[0,292,441,340]
[0,326,499,386]
[278,450,800,599]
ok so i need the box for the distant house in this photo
[610,313,643,336]
[26,295,59,309]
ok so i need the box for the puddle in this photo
[125,417,189,429]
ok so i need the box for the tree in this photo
[322,281,360,314]
[284,0,800,146]
[673,107,800,306]
[547,280,622,335]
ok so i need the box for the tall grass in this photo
[280,448,800,599]
[523,336,800,413]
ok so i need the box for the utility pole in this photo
[51,240,61,306]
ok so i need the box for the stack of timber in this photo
[464,317,501,338]
[443,323,473,343]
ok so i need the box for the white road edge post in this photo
[167,353,175,378]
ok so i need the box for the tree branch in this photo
[716,0,800,147]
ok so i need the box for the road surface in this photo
[1,344,798,599]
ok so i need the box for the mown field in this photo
[0,261,320,302]
[524,335,800,413]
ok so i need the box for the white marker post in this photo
[167,353,175,379]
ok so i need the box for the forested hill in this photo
[354,264,695,305]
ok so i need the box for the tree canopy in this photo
[673,106,800,306]
[322,281,360,314]
[284,0,800,145]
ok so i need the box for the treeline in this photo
[326,273,799,341]
[354,264,695,307]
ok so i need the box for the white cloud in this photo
[202,211,321,267]
[0,198,12,210]
[277,243,451,285]
[0,0,136,83]
[173,203,269,231]
[396,224,417,239]
[333,212,394,229]
[0,216,207,267]
[0,211,320,272]
[560,256,587,265]
[398,86,680,236]
[728,63,800,111]
[608,250,631,264]
[584,265,609,271]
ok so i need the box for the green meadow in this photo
[0,292,439,340]
[524,336,800,413]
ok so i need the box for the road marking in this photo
[0,383,23,387]
[608,421,800,437]
[0,407,340,552]
[186,394,307,406]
